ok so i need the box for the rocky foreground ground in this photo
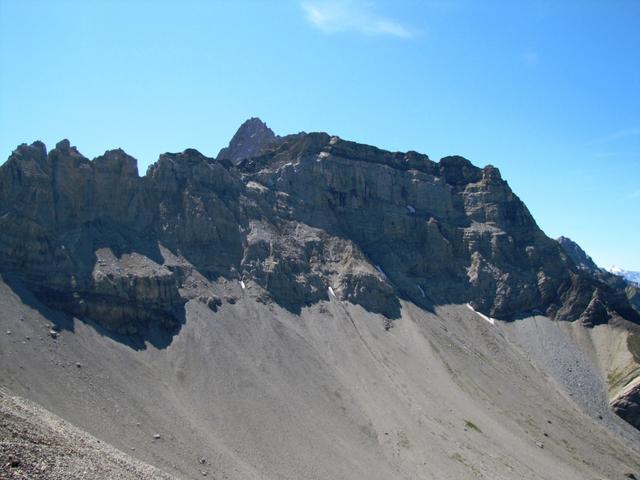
[0,388,175,479]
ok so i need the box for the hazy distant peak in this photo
[217,117,279,165]
[608,266,640,286]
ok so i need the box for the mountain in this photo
[609,266,640,286]
[2,132,636,334]
[1,120,640,479]
[217,117,279,164]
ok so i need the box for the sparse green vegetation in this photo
[397,431,410,448]
[451,452,465,463]
[607,367,633,391]
[464,420,482,433]
[628,334,640,363]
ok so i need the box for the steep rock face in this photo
[240,133,636,324]
[0,141,187,337]
[612,379,640,430]
[1,123,639,343]
[217,117,279,165]
[557,236,640,314]
[608,330,640,431]
[557,236,600,272]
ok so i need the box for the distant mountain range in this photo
[608,266,640,286]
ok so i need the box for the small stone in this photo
[76,363,82,368]
[6,330,11,335]
[535,441,544,448]
[153,434,161,439]
[202,471,208,476]
[199,458,206,465]
[49,330,58,339]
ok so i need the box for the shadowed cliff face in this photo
[557,235,640,315]
[0,122,638,346]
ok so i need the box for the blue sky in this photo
[1,0,638,269]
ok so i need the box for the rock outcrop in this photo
[217,117,279,165]
[612,378,640,430]
[557,236,600,272]
[1,121,639,344]
[557,236,640,314]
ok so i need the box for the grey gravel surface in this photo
[0,388,176,479]
[1,277,639,479]
[502,316,640,449]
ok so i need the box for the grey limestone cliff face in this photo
[1,122,638,344]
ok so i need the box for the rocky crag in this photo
[557,236,639,314]
[1,120,638,345]
[217,117,280,165]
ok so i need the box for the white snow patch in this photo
[246,181,268,192]
[375,265,387,280]
[240,281,246,290]
[607,265,640,285]
[328,286,335,297]
[466,303,495,325]
[406,205,416,214]
[417,285,426,297]
[317,151,330,162]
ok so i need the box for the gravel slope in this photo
[502,315,640,447]
[0,388,176,479]
[1,276,639,479]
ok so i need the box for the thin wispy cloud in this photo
[588,127,640,145]
[302,1,414,38]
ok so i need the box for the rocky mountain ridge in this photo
[0,120,638,345]
[609,266,640,286]
[557,236,640,314]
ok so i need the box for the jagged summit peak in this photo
[55,139,71,150]
[217,117,279,165]
[241,116,270,128]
